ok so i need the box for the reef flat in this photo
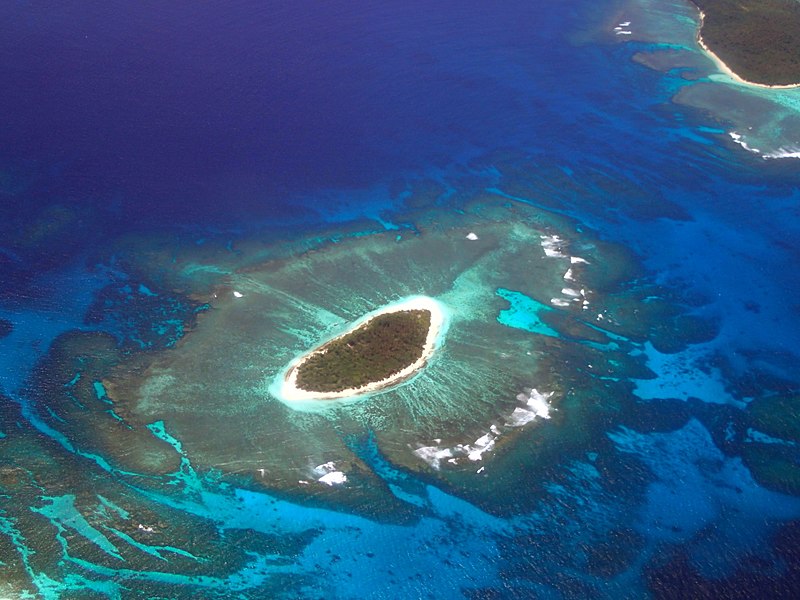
[283,296,445,400]
[63,178,706,516]
[4,1,800,596]
[692,0,800,87]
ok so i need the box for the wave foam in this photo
[509,388,552,425]
[313,461,347,485]
[762,146,800,160]
[318,471,347,486]
[541,235,567,258]
[413,445,454,470]
[414,389,553,469]
[729,132,761,154]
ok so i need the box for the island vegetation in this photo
[691,0,800,86]
[295,309,432,393]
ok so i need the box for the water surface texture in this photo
[1,1,799,598]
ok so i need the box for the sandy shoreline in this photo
[278,296,447,401]
[696,10,800,90]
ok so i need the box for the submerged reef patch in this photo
[3,154,782,596]
[69,189,707,515]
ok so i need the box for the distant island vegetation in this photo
[691,0,800,86]
[295,309,432,393]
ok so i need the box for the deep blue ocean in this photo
[1,1,800,598]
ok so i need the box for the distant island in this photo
[691,0,800,87]
[279,296,446,401]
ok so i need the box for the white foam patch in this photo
[459,432,497,462]
[570,256,589,264]
[526,389,553,418]
[313,461,347,485]
[762,146,800,160]
[507,407,539,427]
[466,232,479,241]
[233,291,244,298]
[729,132,761,154]
[415,432,500,468]
[550,298,571,307]
[541,235,567,258]
[318,471,347,486]
[561,287,580,297]
[414,389,553,469]
[413,446,454,470]
[313,461,337,476]
[508,388,553,426]
[563,268,574,281]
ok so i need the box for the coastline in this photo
[696,10,800,90]
[278,296,447,401]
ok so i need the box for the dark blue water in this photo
[2,0,800,597]
[1,1,564,224]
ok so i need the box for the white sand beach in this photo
[279,295,447,401]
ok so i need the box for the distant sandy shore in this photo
[696,11,800,90]
[279,296,446,401]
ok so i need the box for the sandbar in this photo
[278,296,447,401]
[696,10,800,90]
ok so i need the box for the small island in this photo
[692,0,800,88]
[296,309,430,392]
[278,296,446,401]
